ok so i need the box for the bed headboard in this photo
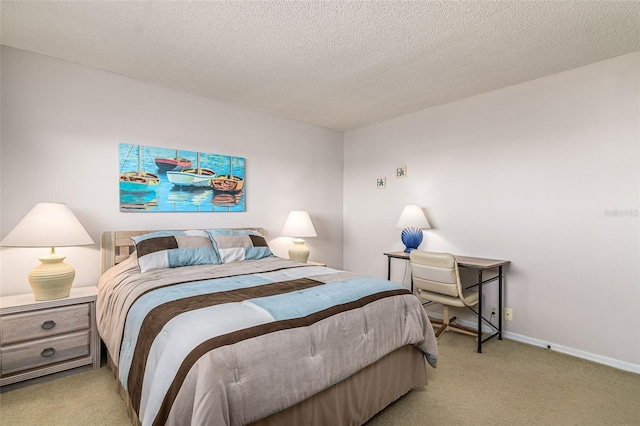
[100,228,265,274]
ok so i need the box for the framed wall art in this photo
[119,143,245,212]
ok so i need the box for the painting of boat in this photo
[211,156,244,192]
[155,151,192,172]
[166,153,215,188]
[166,169,215,187]
[212,191,243,206]
[119,145,160,192]
[211,175,244,192]
[120,171,160,192]
[119,190,158,210]
[119,143,245,212]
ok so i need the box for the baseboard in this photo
[424,308,640,374]
[503,331,640,374]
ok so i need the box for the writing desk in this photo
[384,251,510,353]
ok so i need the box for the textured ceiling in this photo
[1,1,639,131]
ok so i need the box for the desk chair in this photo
[410,251,479,338]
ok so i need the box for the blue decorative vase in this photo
[401,227,423,253]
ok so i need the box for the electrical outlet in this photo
[505,308,513,321]
[491,306,497,316]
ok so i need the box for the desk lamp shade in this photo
[0,203,94,300]
[281,210,317,263]
[396,205,430,253]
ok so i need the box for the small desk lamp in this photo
[281,210,317,263]
[0,202,94,300]
[396,205,430,253]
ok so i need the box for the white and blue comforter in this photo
[97,255,437,426]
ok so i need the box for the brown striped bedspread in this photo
[97,255,438,426]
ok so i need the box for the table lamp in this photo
[0,202,94,300]
[280,210,317,263]
[396,205,430,253]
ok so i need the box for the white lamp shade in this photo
[0,203,94,248]
[281,211,317,238]
[395,205,430,229]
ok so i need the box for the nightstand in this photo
[0,286,101,387]
[307,261,327,266]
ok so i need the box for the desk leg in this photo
[498,265,503,340]
[387,256,391,281]
[477,269,483,353]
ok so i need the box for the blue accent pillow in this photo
[131,230,221,272]
[205,229,273,263]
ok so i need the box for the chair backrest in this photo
[409,251,462,298]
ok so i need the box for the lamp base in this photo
[28,254,75,301]
[288,239,310,263]
[401,227,424,253]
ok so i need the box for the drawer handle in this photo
[41,320,56,330]
[41,347,56,357]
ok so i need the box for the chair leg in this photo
[428,316,445,337]
[432,306,450,338]
[432,306,479,338]
[449,322,480,337]
[448,310,480,337]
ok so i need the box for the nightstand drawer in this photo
[1,330,91,376]
[0,303,90,345]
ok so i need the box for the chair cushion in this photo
[410,250,480,307]
[412,262,459,297]
[418,288,478,307]
[414,276,459,297]
[410,251,455,268]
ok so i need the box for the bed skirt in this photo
[108,344,427,426]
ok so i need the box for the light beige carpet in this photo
[1,333,639,425]
[366,333,640,425]
[0,365,131,425]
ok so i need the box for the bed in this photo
[97,229,437,426]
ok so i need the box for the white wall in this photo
[0,46,344,296]
[2,46,638,371]
[344,52,640,368]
